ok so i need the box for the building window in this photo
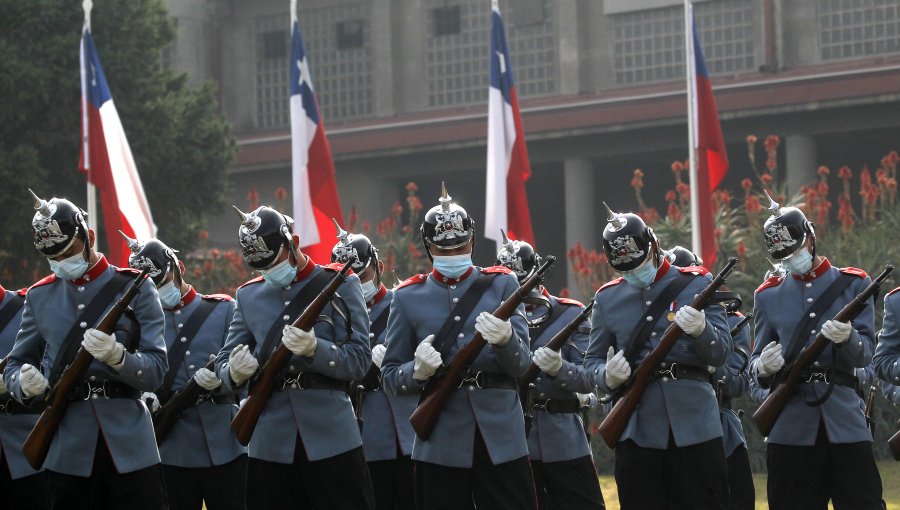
[262,31,288,59]
[819,0,900,61]
[254,17,289,129]
[337,20,364,50]
[434,5,462,36]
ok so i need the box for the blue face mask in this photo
[360,279,378,302]
[49,252,90,281]
[158,281,182,309]
[622,259,657,288]
[433,254,473,279]
[260,258,298,288]
[782,248,813,275]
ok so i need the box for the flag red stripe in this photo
[697,149,717,267]
[504,88,535,246]
[303,123,344,264]
[695,75,728,190]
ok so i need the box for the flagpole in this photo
[685,0,700,258]
[82,0,98,231]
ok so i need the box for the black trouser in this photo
[725,446,754,510]
[46,434,168,510]
[414,429,537,510]
[767,422,883,510]
[530,455,605,510]
[615,437,728,510]
[246,436,374,510]
[368,454,415,510]
[162,455,247,510]
[0,449,49,509]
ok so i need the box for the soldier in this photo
[381,184,537,510]
[580,204,731,509]
[0,281,48,508]
[330,223,417,510]
[214,205,375,509]
[123,234,246,510]
[496,234,605,510]
[750,193,881,509]
[3,191,167,509]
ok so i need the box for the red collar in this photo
[431,266,474,285]
[792,258,831,282]
[294,257,315,283]
[0,283,5,295]
[654,258,671,283]
[168,286,197,310]
[541,287,550,298]
[367,284,388,307]
[73,255,109,284]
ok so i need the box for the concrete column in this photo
[393,0,427,113]
[785,134,817,197]
[370,0,394,117]
[564,158,597,292]
[555,0,580,95]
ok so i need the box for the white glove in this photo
[821,320,852,345]
[533,347,562,376]
[757,341,785,377]
[82,328,125,367]
[228,345,259,385]
[281,325,317,357]
[577,392,599,408]
[371,344,387,369]
[19,364,49,398]
[674,306,706,337]
[142,392,160,412]
[238,397,247,408]
[604,346,631,390]
[413,335,442,381]
[475,311,512,346]
[193,367,222,391]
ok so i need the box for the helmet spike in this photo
[118,230,142,254]
[500,229,515,253]
[602,202,627,230]
[29,188,52,217]
[439,181,452,212]
[332,218,350,244]
[232,205,253,225]
[764,189,782,218]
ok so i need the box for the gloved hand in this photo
[821,320,852,345]
[228,345,259,385]
[757,341,785,377]
[475,311,512,346]
[577,392,599,408]
[674,306,706,337]
[238,397,247,409]
[413,335,442,381]
[533,347,562,376]
[604,346,631,390]
[371,344,387,369]
[82,328,125,367]
[193,367,222,391]
[142,392,160,412]
[19,364,49,398]
[281,325,317,357]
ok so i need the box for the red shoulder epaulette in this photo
[597,277,624,293]
[756,276,784,293]
[322,262,350,273]
[481,265,513,275]
[16,288,27,297]
[396,273,428,290]
[556,297,584,307]
[885,286,900,298]
[29,274,58,290]
[203,293,234,302]
[733,311,745,318]
[678,265,709,276]
[115,267,141,275]
[237,276,265,289]
[839,267,868,279]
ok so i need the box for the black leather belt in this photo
[532,398,581,414]
[651,363,712,383]
[194,393,237,405]
[278,373,348,392]
[456,370,516,390]
[69,380,140,401]
[0,397,44,415]
[798,368,857,389]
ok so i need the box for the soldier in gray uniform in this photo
[214,205,374,510]
[574,205,732,509]
[3,192,168,509]
[875,287,900,406]
[381,184,537,510]
[331,224,417,510]
[496,234,605,510]
[124,235,247,510]
[0,282,48,508]
[750,194,882,509]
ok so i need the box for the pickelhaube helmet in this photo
[420,182,475,260]
[711,291,743,313]
[233,205,297,270]
[121,232,180,287]
[762,190,815,260]
[601,202,658,272]
[29,189,90,261]
[665,245,703,268]
[330,218,380,282]
[495,229,540,281]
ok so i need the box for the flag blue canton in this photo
[82,30,111,109]
[489,9,515,104]
[692,20,710,79]
[291,20,319,124]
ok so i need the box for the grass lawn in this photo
[598,460,900,509]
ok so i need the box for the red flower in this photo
[247,185,260,209]
[764,135,780,152]
[391,201,403,217]
[630,169,644,190]
[838,166,852,179]
[737,240,747,259]
[760,173,773,186]
[274,187,287,201]
[817,166,830,177]
[745,195,761,214]
[665,190,677,202]
[361,221,371,233]
[211,248,220,259]
[671,161,684,173]
[741,178,753,191]
[559,288,571,298]
[406,182,418,193]
[676,182,690,200]
[766,158,777,170]
[198,230,209,242]
[407,196,423,212]
[746,135,758,145]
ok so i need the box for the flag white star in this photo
[496,51,506,75]
[297,57,314,92]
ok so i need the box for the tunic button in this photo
[814,361,820,367]
[454,316,461,322]
[78,304,85,310]
[536,377,542,383]
[178,323,184,329]
[646,316,653,322]
[78,286,85,292]
[290,365,296,371]
[285,286,291,291]
[137,370,143,377]
[369,333,375,339]
[450,285,457,290]
[89,375,96,381]
[283,315,290,321]
[527,312,532,317]
[180,337,187,343]
[331,345,337,351]
[458,333,464,339]
[651,332,657,337]
[809,313,816,318]
[401,385,408,391]
[399,369,404,376]
[80,322,88,328]
[175,310,181,315]
[811,330,816,335]
[539,393,545,398]
[189,365,195,370]
[661,362,667,368]
[806,283,813,288]
[329,361,336,367]
[645,301,652,306]
[568,370,573,376]
[561,383,567,388]
[285,301,291,306]
[662,377,669,382]
[710,341,716,346]
[807,298,814,303]
[185,351,191,356]
[452,298,459,303]
[514,352,519,357]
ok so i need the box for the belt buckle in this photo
[457,371,483,389]
[0,399,9,415]
[282,372,304,390]
[533,399,549,411]
[658,362,678,381]
[84,381,108,400]
[194,392,212,405]
[805,371,829,384]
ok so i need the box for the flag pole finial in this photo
[82,0,92,29]
[118,230,142,254]
[332,218,349,244]
[763,189,782,217]
[439,181,452,212]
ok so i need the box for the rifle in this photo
[730,313,752,338]
[518,301,594,392]
[598,257,738,449]
[864,384,877,437]
[889,419,900,461]
[409,256,556,440]
[753,264,894,437]
[231,259,355,446]
[22,269,150,469]
[151,356,216,443]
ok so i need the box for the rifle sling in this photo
[623,273,694,365]
[369,306,390,345]
[0,293,25,334]
[158,298,220,403]
[528,300,569,345]
[257,270,332,366]
[432,273,497,359]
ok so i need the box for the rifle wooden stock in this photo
[22,269,150,470]
[753,264,894,437]
[518,301,594,392]
[152,358,216,443]
[598,257,738,449]
[230,259,355,446]
[409,256,557,441]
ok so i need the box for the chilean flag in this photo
[79,26,156,266]
[688,9,728,266]
[290,8,344,264]
[485,0,535,250]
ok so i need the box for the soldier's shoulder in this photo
[555,297,584,307]
[838,266,868,279]
[755,276,784,294]
[114,266,141,276]
[28,274,58,292]
[202,293,234,302]
[596,277,624,294]
[481,265,513,275]
[15,287,28,297]
[237,276,265,290]
[677,265,710,276]
[396,273,428,291]
[886,286,900,299]
[321,262,346,273]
